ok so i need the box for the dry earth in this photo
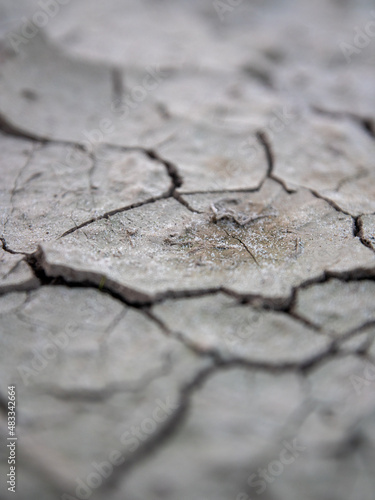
[0,1,375,499]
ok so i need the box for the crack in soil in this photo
[221,227,260,267]
[1,246,373,495]
[312,106,375,141]
[33,352,175,403]
[256,130,295,194]
[354,216,375,252]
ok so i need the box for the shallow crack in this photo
[146,309,219,360]
[1,114,192,243]
[58,147,188,236]
[98,364,216,493]
[221,227,259,266]
[95,341,356,495]
[308,190,375,254]
[33,352,175,402]
[254,132,375,255]
[0,259,25,281]
[87,150,98,202]
[336,169,369,193]
[111,66,124,112]
[98,308,129,345]
[256,130,294,193]
[179,187,269,195]
[58,194,168,238]
[286,308,324,333]
[0,112,47,143]
[312,106,375,141]
[2,141,40,236]
[154,101,171,120]
[172,191,203,213]
[0,111,81,146]
[310,188,353,216]
[151,308,340,373]
[335,319,375,353]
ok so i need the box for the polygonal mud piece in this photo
[1,140,91,252]
[339,325,375,354]
[1,1,375,500]
[0,291,27,314]
[0,286,209,495]
[157,120,268,192]
[180,180,279,213]
[359,215,375,252]
[89,145,171,210]
[266,356,375,500]
[0,33,110,142]
[43,0,374,77]
[0,138,170,253]
[265,409,375,500]
[318,169,375,218]
[0,285,206,394]
[304,356,375,446]
[147,70,284,127]
[0,34,169,148]
[277,62,375,123]
[0,133,35,227]
[39,181,375,303]
[0,249,38,293]
[44,0,221,68]
[293,279,375,337]
[153,294,331,365]
[110,368,305,500]
[266,0,375,119]
[272,114,375,216]
[43,0,264,72]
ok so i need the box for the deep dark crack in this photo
[354,216,375,252]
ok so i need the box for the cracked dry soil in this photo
[1,1,375,499]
